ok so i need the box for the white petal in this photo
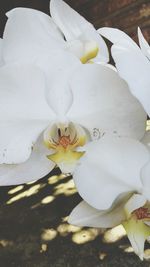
[68,200,126,228]
[0,136,55,185]
[50,0,109,62]
[34,50,81,90]
[0,39,4,66]
[4,8,81,83]
[73,135,149,210]
[0,63,55,164]
[111,45,150,117]
[141,160,150,200]
[3,8,64,64]
[99,27,150,117]
[48,80,73,120]
[100,62,117,72]
[0,63,54,120]
[0,120,51,164]
[98,27,138,49]
[35,51,80,121]
[141,130,150,149]
[68,64,146,140]
[50,0,95,40]
[138,27,150,60]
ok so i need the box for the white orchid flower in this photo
[69,132,150,260]
[98,27,150,116]
[0,62,146,185]
[2,0,108,73]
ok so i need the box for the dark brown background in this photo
[0,0,150,42]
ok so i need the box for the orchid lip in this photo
[43,121,87,150]
[43,121,87,173]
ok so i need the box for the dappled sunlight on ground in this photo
[6,173,77,208]
[6,183,46,204]
[99,252,107,260]
[8,185,24,195]
[72,228,101,244]
[0,239,14,248]
[103,225,126,243]
[41,195,55,204]
[48,174,70,185]
[0,169,149,266]
[144,249,150,260]
[41,229,58,241]
[54,179,77,197]
[123,246,134,253]
[57,223,81,237]
[40,243,48,253]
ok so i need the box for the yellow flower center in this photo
[43,122,87,173]
[80,41,99,64]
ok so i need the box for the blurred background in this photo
[0,0,150,266]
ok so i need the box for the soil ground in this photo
[0,169,150,267]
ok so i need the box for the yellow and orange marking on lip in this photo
[132,206,150,221]
[43,122,87,172]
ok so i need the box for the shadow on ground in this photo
[0,168,150,267]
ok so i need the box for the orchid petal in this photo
[98,27,138,49]
[50,0,109,62]
[99,27,150,116]
[36,51,80,119]
[0,136,55,185]
[73,136,149,210]
[141,130,150,149]
[68,200,126,228]
[141,160,150,201]
[0,64,55,164]
[33,50,81,90]
[46,74,73,120]
[0,39,4,66]
[50,0,93,41]
[3,8,65,64]
[0,121,51,164]
[111,45,150,117]
[68,64,146,140]
[50,0,93,40]
[4,7,81,83]
[138,27,150,60]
